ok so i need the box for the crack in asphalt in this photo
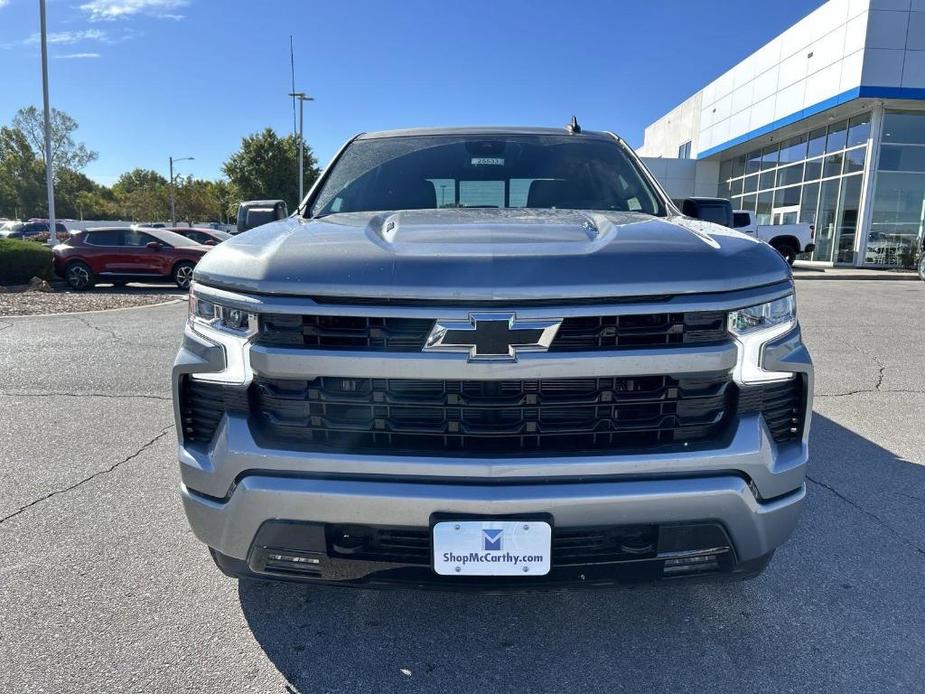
[0,321,12,333]
[898,492,925,505]
[0,425,174,525]
[846,340,888,392]
[806,475,925,559]
[0,391,171,401]
[75,315,121,343]
[816,388,925,399]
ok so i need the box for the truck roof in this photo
[356,126,618,141]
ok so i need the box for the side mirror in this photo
[146,241,161,250]
[681,198,734,228]
[236,199,289,233]
[204,240,217,246]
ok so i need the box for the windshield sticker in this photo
[471,157,505,166]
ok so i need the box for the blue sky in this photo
[0,0,824,185]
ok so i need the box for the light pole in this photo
[169,155,194,226]
[288,92,314,204]
[39,0,57,248]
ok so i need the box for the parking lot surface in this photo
[2,280,924,693]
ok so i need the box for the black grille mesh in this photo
[258,314,434,351]
[256,312,729,352]
[179,377,248,443]
[180,373,806,450]
[250,373,734,456]
[550,312,727,350]
[738,376,806,444]
[325,525,660,565]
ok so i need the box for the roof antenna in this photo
[567,115,581,134]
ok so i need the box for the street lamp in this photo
[39,0,57,248]
[169,155,194,226]
[288,91,314,204]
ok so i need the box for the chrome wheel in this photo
[66,264,91,290]
[174,263,194,289]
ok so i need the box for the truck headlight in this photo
[188,289,258,384]
[189,295,256,336]
[729,294,796,383]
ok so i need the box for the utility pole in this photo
[289,36,297,140]
[288,92,314,204]
[169,155,194,226]
[39,0,56,248]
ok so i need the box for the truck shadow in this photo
[236,413,925,693]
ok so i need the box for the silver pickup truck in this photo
[731,210,816,265]
[173,125,812,589]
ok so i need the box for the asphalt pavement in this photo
[1,281,924,693]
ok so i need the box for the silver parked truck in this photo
[173,125,812,589]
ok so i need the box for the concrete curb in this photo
[1,298,186,319]
[793,272,920,281]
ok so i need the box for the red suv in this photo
[164,227,231,245]
[53,227,210,290]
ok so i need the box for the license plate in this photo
[432,520,552,576]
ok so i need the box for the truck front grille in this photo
[179,377,248,444]
[550,312,728,350]
[255,311,729,352]
[258,315,435,350]
[738,376,806,444]
[249,372,734,456]
[325,524,660,565]
[179,373,806,450]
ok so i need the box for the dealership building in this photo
[638,0,925,267]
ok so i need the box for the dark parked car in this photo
[165,227,231,245]
[1,220,68,242]
[53,227,209,290]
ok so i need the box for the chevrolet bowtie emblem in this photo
[423,313,562,361]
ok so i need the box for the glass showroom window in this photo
[720,112,870,263]
[867,112,925,266]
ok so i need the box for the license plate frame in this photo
[431,518,552,577]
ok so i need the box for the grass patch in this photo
[0,238,53,286]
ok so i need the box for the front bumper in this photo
[183,473,804,588]
[173,284,813,588]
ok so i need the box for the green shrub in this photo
[0,238,54,286]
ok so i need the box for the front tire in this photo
[173,261,195,290]
[771,241,797,266]
[65,261,95,291]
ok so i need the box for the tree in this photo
[111,168,169,221]
[222,127,318,211]
[55,169,113,220]
[174,176,222,225]
[12,106,97,174]
[0,126,45,219]
[207,179,239,224]
[74,190,113,221]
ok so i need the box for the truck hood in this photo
[194,209,790,300]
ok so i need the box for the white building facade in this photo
[638,0,925,267]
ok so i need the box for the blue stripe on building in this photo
[698,86,925,159]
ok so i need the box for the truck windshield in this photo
[310,134,665,217]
